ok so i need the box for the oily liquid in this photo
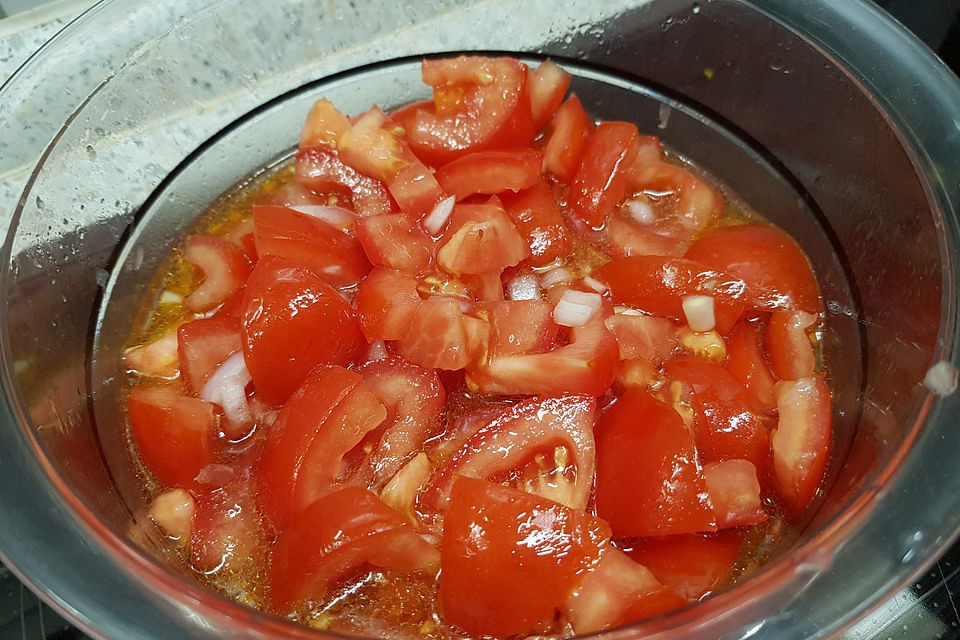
[124,150,816,638]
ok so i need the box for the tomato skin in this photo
[595,387,716,537]
[703,459,768,528]
[467,315,619,396]
[489,300,559,356]
[684,223,823,314]
[354,267,421,342]
[623,531,744,601]
[354,356,446,488]
[256,366,387,527]
[437,203,528,275]
[499,180,573,267]
[766,310,818,380]
[397,298,471,370]
[252,204,371,289]
[270,486,439,612]
[724,319,778,414]
[542,95,592,184]
[663,356,770,470]
[564,546,685,633]
[241,256,366,406]
[440,477,610,638]
[183,235,253,313]
[423,394,597,511]
[294,147,395,218]
[435,149,543,201]
[603,313,678,362]
[772,377,832,519]
[355,213,435,275]
[568,121,640,228]
[408,56,535,166]
[527,60,571,131]
[128,385,218,489]
[177,317,242,394]
[594,256,747,334]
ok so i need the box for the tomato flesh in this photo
[624,531,744,601]
[766,310,818,380]
[568,122,640,228]
[356,213,435,275]
[723,319,778,414]
[435,149,543,201]
[542,95,592,183]
[354,267,421,342]
[703,459,768,528]
[528,60,571,131]
[183,235,253,313]
[499,180,573,267]
[437,202,528,275]
[294,147,395,218]
[177,317,242,395]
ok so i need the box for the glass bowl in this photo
[0,0,958,638]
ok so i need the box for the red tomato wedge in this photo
[294,147,395,218]
[604,206,694,258]
[542,95,592,183]
[190,469,263,575]
[354,267,421,342]
[663,356,770,470]
[435,149,543,201]
[766,310,818,380]
[703,459,768,528]
[684,223,823,314]
[437,202,528,275]
[177,317,242,394]
[355,213,435,275]
[593,256,747,334]
[252,204,371,289]
[183,235,253,313]
[724,319,778,414]
[528,60,571,131]
[397,297,472,370]
[299,98,351,149]
[603,313,678,362]
[128,385,217,489]
[499,180,573,267]
[467,315,619,396]
[440,477,610,638]
[564,546,686,633]
[241,256,366,405]
[407,56,535,166]
[256,365,387,527]
[353,356,446,488]
[595,387,717,537]
[388,161,448,216]
[489,300,559,356]
[568,121,640,228]
[633,163,724,234]
[624,531,744,601]
[270,486,438,612]
[423,394,596,511]
[772,377,832,519]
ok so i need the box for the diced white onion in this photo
[368,340,389,361]
[613,306,643,316]
[507,274,541,301]
[540,266,572,288]
[625,199,655,224]
[423,196,456,235]
[159,291,183,305]
[554,290,602,327]
[201,351,253,425]
[924,360,958,396]
[681,295,716,333]
[581,276,608,294]
[290,205,356,228]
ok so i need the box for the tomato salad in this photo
[124,55,832,638]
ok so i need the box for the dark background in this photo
[3,0,960,638]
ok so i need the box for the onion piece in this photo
[553,290,602,327]
[423,196,456,235]
[290,205,356,228]
[201,351,253,425]
[582,276,608,294]
[368,340,389,362]
[159,291,183,305]
[681,295,716,333]
[507,274,541,301]
[924,360,958,396]
[625,199,655,224]
[540,266,572,288]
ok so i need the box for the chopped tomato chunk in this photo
[270,486,438,612]
[440,477,610,638]
[407,56,535,166]
[397,297,472,370]
[724,319,778,414]
[603,313,678,362]
[568,122,640,228]
[299,98,351,149]
[241,256,366,405]
[527,60,571,131]
[183,235,253,313]
[295,147,395,218]
[488,300,559,356]
[437,203,528,275]
[190,468,263,575]
[542,95,592,183]
[252,204,371,289]
[356,213,435,275]
[499,180,573,267]
[772,377,832,518]
[703,459,768,528]
[595,387,716,537]
[177,317,242,394]
[128,385,217,489]
[624,531,744,601]
[435,149,543,201]
[354,267,421,341]
[766,310,818,380]
[632,163,724,234]
[124,331,179,378]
